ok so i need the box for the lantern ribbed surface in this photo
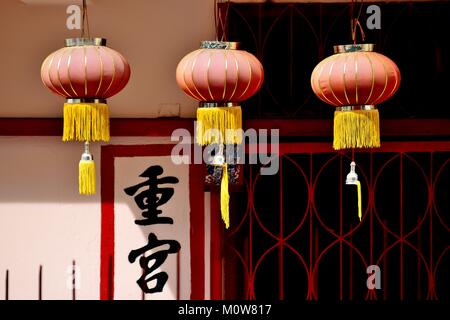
[176,43,264,103]
[310,44,401,150]
[41,39,130,100]
[311,47,400,107]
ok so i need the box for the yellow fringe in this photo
[333,109,380,150]
[63,103,110,142]
[220,163,230,229]
[356,180,362,221]
[79,160,96,195]
[196,107,242,145]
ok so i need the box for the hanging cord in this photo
[221,0,230,42]
[350,0,365,44]
[347,1,364,221]
[214,0,218,40]
[81,0,91,38]
[356,179,362,221]
[214,0,231,41]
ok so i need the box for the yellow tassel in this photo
[196,107,242,146]
[63,103,110,142]
[333,109,380,150]
[356,180,362,221]
[79,160,96,195]
[220,163,230,229]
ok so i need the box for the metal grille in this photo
[219,143,450,300]
[222,2,450,119]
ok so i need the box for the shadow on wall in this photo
[0,137,193,300]
[0,137,102,203]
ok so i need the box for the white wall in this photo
[0,136,102,299]
[0,136,204,300]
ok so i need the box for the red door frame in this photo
[100,144,205,300]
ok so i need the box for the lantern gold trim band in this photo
[334,43,374,53]
[66,98,107,104]
[65,38,106,47]
[336,105,376,111]
[201,41,239,50]
[199,102,240,108]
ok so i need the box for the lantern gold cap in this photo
[66,98,107,104]
[334,43,375,53]
[336,105,376,111]
[200,41,239,50]
[199,102,240,108]
[65,38,107,47]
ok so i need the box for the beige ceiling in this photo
[0,0,215,118]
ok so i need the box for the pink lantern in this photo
[311,44,400,150]
[176,41,263,103]
[41,38,130,142]
[41,38,131,195]
[176,41,264,229]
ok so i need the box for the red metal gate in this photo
[211,142,450,301]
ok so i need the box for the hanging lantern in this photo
[311,44,400,150]
[41,37,131,195]
[176,41,264,228]
[177,41,263,145]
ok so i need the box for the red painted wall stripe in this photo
[2,118,450,138]
[189,162,205,299]
[100,146,114,300]
[210,191,223,300]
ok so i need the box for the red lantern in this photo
[41,38,131,195]
[311,44,400,150]
[176,41,263,146]
[176,41,264,229]
[176,41,263,104]
[41,38,131,142]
